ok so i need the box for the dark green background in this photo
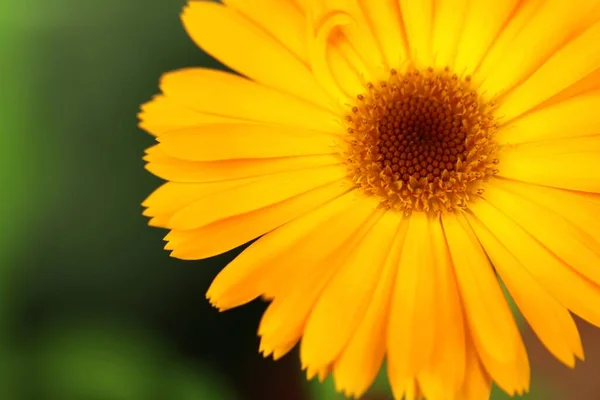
[0,0,577,399]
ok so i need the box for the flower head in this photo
[140,1,600,399]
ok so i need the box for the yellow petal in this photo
[473,0,544,82]
[496,93,600,145]
[182,1,333,110]
[205,190,367,310]
[498,19,600,122]
[327,38,365,98]
[387,212,436,395]
[157,68,340,132]
[442,212,517,362]
[138,95,241,137]
[165,180,352,260]
[418,217,466,399]
[301,211,401,377]
[469,199,600,328]
[431,0,468,70]
[258,196,380,360]
[291,0,307,12]
[222,0,308,63]
[333,35,371,82]
[388,377,421,400]
[485,180,600,285]
[259,335,297,361]
[168,165,347,230]
[503,135,600,155]
[332,214,406,398]
[442,212,530,395]
[457,332,492,400]
[258,195,378,304]
[145,146,341,183]
[142,179,257,221]
[305,3,370,105]
[358,0,408,68]
[398,0,433,66]
[157,123,341,161]
[478,0,598,97]
[318,0,385,75]
[453,0,519,76]
[538,67,600,107]
[306,364,332,383]
[465,211,584,367]
[492,179,600,240]
[498,136,600,192]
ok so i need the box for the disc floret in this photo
[344,66,499,214]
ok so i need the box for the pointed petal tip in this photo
[333,381,365,400]
[258,343,273,359]
[169,250,198,261]
[205,290,234,312]
[258,338,287,361]
[272,349,288,361]
[147,218,165,228]
[317,369,329,382]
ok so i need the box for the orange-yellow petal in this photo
[138,95,240,137]
[538,67,600,106]
[492,179,600,241]
[300,210,400,377]
[205,190,367,311]
[431,0,468,70]
[387,213,436,399]
[142,179,258,222]
[466,211,584,367]
[145,146,341,183]
[258,196,380,361]
[157,124,341,161]
[222,0,308,63]
[453,0,520,76]
[498,136,600,192]
[498,18,600,122]
[496,93,600,145]
[398,0,433,66]
[358,0,408,68]
[457,332,492,400]
[485,180,600,285]
[469,199,600,328]
[332,215,406,398]
[311,0,384,75]
[165,180,352,260]
[442,212,530,395]
[327,39,365,99]
[168,165,347,230]
[305,4,367,105]
[473,0,544,84]
[478,0,599,97]
[417,216,466,399]
[156,68,340,132]
[182,1,333,110]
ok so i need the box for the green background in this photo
[0,0,576,399]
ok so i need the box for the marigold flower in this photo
[140,1,600,398]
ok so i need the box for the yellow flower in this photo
[140,0,600,399]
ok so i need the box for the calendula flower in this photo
[140,0,600,398]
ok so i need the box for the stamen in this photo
[343,66,499,214]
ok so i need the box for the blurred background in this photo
[2,0,600,399]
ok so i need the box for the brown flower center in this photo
[343,66,500,214]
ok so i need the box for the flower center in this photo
[343,66,499,214]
